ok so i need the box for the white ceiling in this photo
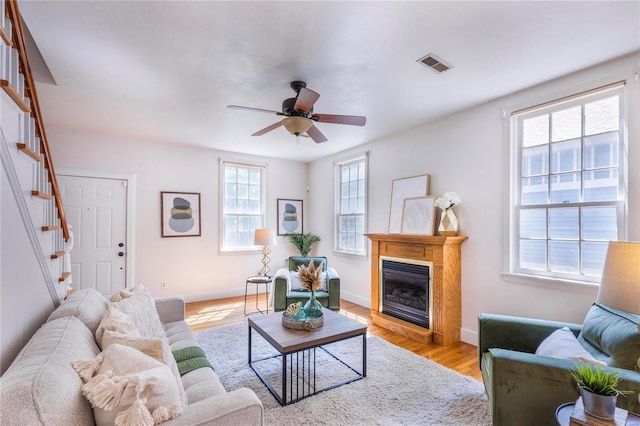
[19,1,640,162]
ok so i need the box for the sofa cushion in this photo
[74,343,183,426]
[0,316,99,425]
[577,303,640,370]
[182,367,227,404]
[535,327,606,365]
[47,288,109,333]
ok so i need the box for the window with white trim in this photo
[511,83,626,283]
[335,154,367,255]
[220,160,265,252]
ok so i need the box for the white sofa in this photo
[0,288,263,425]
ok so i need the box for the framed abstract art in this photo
[161,191,201,237]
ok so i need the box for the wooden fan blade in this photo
[252,121,283,136]
[306,125,328,143]
[312,114,366,126]
[293,88,320,113]
[227,105,284,116]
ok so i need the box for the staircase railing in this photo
[2,0,69,241]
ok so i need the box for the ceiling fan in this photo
[227,81,366,143]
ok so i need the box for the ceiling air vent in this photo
[417,53,453,74]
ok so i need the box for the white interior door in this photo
[58,175,128,295]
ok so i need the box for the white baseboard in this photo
[461,327,478,347]
[340,291,370,310]
[182,287,246,304]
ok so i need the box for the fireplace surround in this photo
[366,234,467,345]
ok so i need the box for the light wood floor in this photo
[185,295,483,382]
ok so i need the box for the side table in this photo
[244,275,272,315]
[556,402,640,425]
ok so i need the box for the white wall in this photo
[47,127,309,301]
[309,53,640,344]
[1,165,56,373]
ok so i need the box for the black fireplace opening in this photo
[381,259,430,328]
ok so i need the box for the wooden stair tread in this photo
[41,225,60,232]
[17,143,41,162]
[0,25,11,46]
[31,190,52,200]
[58,272,71,282]
[51,251,65,259]
[0,80,31,112]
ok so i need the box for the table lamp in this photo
[597,241,640,317]
[254,228,276,276]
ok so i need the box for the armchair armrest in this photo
[326,267,340,311]
[155,296,186,324]
[273,269,291,312]
[478,313,582,365]
[483,348,640,426]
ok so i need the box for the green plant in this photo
[285,233,321,257]
[571,364,631,397]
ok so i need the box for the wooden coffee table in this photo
[247,307,367,405]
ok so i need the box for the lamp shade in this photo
[282,116,313,135]
[597,241,640,315]
[254,228,276,246]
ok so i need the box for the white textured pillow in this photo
[111,286,166,339]
[95,304,140,348]
[73,343,182,426]
[110,288,135,303]
[535,327,606,366]
[102,331,187,406]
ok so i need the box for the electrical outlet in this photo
[161,282,167,288]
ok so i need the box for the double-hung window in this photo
[511,83,626,283]
[335,154,368,255]
[220,160,265,252]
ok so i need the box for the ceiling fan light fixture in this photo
[282,116,312,135]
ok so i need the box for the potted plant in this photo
[571,364,631,419]
[285,233,321,257]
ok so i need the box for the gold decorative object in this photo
[285,303,300,317]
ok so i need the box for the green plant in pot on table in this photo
[571,364,632,419]
[285,233,321,257]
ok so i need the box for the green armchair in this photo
[272,257,340,312]
[478,303,640,426]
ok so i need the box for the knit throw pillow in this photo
[95,304,140,349]
[73,343,183,426]
[111,286,166,339]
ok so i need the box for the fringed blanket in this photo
[172,346,213,376]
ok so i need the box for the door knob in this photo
[118,252,124,257]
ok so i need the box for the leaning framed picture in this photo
[277,199,303,235]
[400,196,437,235]
[161,192,201,237]
[388,174,431,233]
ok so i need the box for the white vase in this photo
[438,208,459,236]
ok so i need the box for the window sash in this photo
[335,155,367,255]
[511,84,626,282]
[220,160,266,252]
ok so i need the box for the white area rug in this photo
[195,322,491,426]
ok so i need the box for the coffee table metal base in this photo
[248,327,366,406]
